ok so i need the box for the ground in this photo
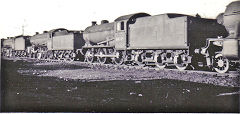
[14,57,240,87]
[1,58,240,112]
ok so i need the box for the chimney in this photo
[43,31,48,33]
[101,20,109,24]
[91,21,97,26]
[80,30,84,33]
[35,32,39,35]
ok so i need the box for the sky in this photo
[0,0,236,38]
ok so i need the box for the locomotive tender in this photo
[1,35,30,57]
[1,38,15,57]
[1,1,240,74]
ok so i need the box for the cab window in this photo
[117,21,124,31]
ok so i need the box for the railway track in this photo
[4,56,239,78]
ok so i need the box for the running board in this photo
[94,54,118,58]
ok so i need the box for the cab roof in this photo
[114,12,150,22]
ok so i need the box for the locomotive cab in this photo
[114,20,128,50]
[114,12,151,50]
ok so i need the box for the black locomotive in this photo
[1,1,239,74]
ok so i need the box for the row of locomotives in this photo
[1,35,31,58]
[196,1,240,73]
[29,28,85,61]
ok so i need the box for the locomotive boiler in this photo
[83,20,114,45]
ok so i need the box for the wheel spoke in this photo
[113,51,125,65]
[85,49,94,63]
[134,53,145,67]
[155,53,166,69]
[97,48,107,64]
[214,54,229,73]
[174,54,189,71]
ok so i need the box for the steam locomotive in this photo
[1,1,239,74]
